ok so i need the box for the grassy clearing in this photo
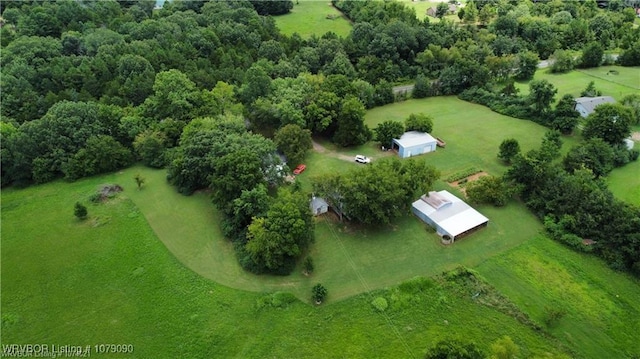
[477,236,640,359]
[1,178,566,357]
[607,159,640,206]
[364,96,580,178]
[52,165,542,304]
[274,0,352,38]
[399,0,462,22]
[517,66,640,101]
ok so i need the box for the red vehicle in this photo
[293,164,306,175]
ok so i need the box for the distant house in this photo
[392,131,437,158]
[310,196,329,216]
[448,4,458,14]
[426,7,437,17]
[574,96,615,118]
[412,190,489,243]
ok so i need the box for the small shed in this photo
[392,131,437,158]
[310,196,329,216]
[426,7,437,17]
[412,190,488,242]
[574,96,615,118]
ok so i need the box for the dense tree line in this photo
[505,133,640,275]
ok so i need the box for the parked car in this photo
[293,164,306,175]
[355,155,371,164]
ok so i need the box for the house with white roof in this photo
[412,190,489,243]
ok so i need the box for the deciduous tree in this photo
[374,120,405,149]
[582,104,633,145]
[405,113,433,133]
[498,138,520,164]
[274,124,312,167]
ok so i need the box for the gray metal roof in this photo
[393,131,437,149]
[412,190,489,237]
[574,96,615,115]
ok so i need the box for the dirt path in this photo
[312,139,400,162]
[312,140,357,162]
[631,132,640,142]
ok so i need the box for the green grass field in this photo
[399,0,462,22]
[363,96,580,177]
[517,66,640,101]
[608,159,640,206]
[477,237,640,359]
[274,0,352,38]
[1,177,568,358]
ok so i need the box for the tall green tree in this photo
[274,124,312,167]
[582,104,633,145]
[578,42,604,68]
[374,120,405,149]
[528,80,557,115]
[466,175,512,206]
[498,138,520,164]
[333,97,371,147]
[245,189,314,274]
[514,51,539,80]
[142,69,198,122]
[563,138,615,178]
[405,113,434,133]
[551,94,580,134]
[133,130,168,168]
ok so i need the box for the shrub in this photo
[498,138,521,164]
[445,167,482,182]
[371,297,388,312]
[543,306,566,328]
[312,283,327,304]
[303,256,314,275]
[398,276,435,294]
[74,202,88,220]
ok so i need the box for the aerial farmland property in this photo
[2,0,640,358]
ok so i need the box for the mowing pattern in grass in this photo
[607,160,640,206]
[364,96,580,178]
[516,66,640,101]
[477,237,640,359]
[85,165,544,303]
[274,0,352,38]
[1,177,568,357]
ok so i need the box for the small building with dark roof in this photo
[574,96,615,118]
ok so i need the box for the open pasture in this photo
[274,0,352,38]
[1,175,566,358]
[477,237,640,359]
[517,66,640,101]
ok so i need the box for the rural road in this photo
[312,139,356,162]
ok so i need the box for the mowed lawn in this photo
[517,66,640,101]
[71,165,542,303]
[1,177,567,358]
[274,0,351,38]
[399,0,463,22]
[477,237,640,359]
[608,159,640,206]
[364,96,580,178]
